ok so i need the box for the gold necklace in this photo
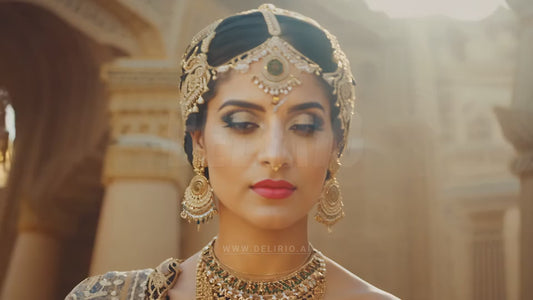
[196,238,327,299]
[213,248,314,280]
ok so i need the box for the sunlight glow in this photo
[364,0,509,20]
[6,104,15,142]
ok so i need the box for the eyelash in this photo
[221,112,324,136]
[290,116,324,136]
[222,113,259,133]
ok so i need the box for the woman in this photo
[67,4,398,300]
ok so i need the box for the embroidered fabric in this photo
[65,258,181,300]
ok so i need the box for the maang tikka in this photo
[181,151,217,230]
[250,7,321,105]
[315,157,345,232]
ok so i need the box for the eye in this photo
[222,111,259,133]
[289,113,324,136]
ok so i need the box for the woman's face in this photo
[193,61,336,230]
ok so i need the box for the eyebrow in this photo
[218,100,265,112]
[217,99,325,113]
[288,102,325,113]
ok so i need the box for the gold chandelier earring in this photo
[180,151,217,230]
[315,157,345,232]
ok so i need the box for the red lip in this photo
[251,179,296,199]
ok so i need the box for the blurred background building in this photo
[0,0,531,299]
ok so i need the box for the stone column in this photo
[1,202,76,300]
[90,59,191,274]
[504,206,520,300]
[495,107,533,300]
[496,109,533,299]
[496,1,533,299]
[470,210,506,300]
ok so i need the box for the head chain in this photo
[179,4,356,151]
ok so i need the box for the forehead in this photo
[210,60,331,112]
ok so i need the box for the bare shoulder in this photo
[167,252,200,300]
[323,255,400,300]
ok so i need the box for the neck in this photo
[214,204,311,278]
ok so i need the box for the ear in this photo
[191,130,207,158]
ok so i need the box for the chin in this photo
[242,209,307,230]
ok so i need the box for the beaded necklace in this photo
[195,239,326,299]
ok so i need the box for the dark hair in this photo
[183,12,343,168]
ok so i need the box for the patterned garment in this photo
[65,258,182,300]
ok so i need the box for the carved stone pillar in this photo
[495,1,533,299]
[90,60,191,274]
[495,108,533,300]
[470,210,506,300]
[0,202,76,300]
[504,206,520,300]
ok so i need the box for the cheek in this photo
[292,134,335,202]
[292,133,334,171]
[201,118,257,202]
[202,127,240,205]
[203,126,257,169]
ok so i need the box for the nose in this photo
[258,119,292,172]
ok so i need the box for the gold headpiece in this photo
[179,4,356,149]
